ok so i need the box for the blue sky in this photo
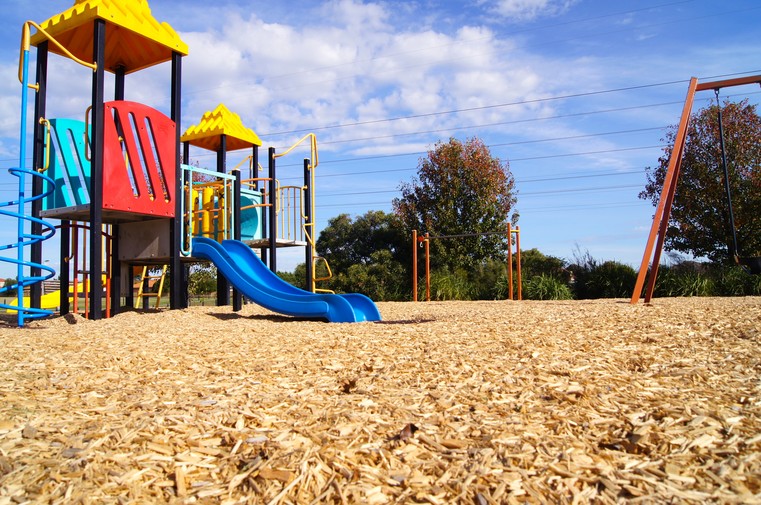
[1,0,760,277]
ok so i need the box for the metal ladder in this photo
[135,265,167,309]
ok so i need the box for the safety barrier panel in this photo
[102,100,176,217]
[180,164,236,256]
[43,118,91,210]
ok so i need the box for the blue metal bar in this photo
[17,48,30,323]
[0,46,56,326]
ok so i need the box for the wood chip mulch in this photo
[1,297,759,504]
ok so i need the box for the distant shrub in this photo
[713,264,761,296]
[523,274,573,300]
[589,261,637,298]
[427,268,474,301]
[569,250,636,299]
[469,258,509,299]
[650,260,761,297]
[655,267,715,297]
[519,249,570,282]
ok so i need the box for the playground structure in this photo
[412,225,521,301]
[0,0,380,326]
[632,74,761,304]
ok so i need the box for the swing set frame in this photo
[631,74,761,304]
[411,224,521,302]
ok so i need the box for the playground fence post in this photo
[507,223,522,300]
[412,229,417,301]
[424,233,430,302]
[516,226,522,301]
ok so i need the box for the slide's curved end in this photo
[339,293,382,322]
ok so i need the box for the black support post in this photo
[59,222,70,314]
[88,19,106,320]
[142,275,150,310]
[304,159,313,292]
[125,264,134,309]
[252,145,259,186]
[252,146,265,263]
[216,135,229,307]
[111,66,125,314]
[268,147,277,273]
[170,52,186,309]
[232,165,242,311]
[30,41,48,309]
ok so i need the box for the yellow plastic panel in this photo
[182,104,263,152]
[30,0,188,74]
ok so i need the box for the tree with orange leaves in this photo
[394,137,518,269]
[640,99,761,263]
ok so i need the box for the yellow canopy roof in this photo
[31,0,188,74]
[182,104,263,152]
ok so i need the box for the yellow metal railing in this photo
[273,133,331,292]
[19,21,97,91]
[277,184,305,243]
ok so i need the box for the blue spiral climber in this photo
[0,42,57,327]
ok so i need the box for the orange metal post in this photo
[507,223,513,300]
[515,226,522,301]
[425,233,430,302]
[695,75,761,91]
[631,77,698,304]
[412,229,418,301]
[644,138,688,303]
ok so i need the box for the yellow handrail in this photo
[84,106,92,161]
[37,117,51,172]
[313,256,334,293]
[273,132,318,169]
[19,21,97,89]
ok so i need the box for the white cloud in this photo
[320,0,390,32]
[486,0,578,21]
[0,64,21,139]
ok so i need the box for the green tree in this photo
[188,265,216,295]
[315,211,410,300]
[640,99,761,263]
[393,137,517,270]
[316,211,409,272]
[277,269,304,289]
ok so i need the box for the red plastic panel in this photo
[102,101,176,217]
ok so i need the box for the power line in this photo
[290,144,666,175]
[315,182,642,208]
[317,168,645,198]
[261,71,760,139]
[519,184,641,196]
[262,80,690,137]
[519,202,645,213]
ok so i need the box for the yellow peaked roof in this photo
[31,0,188,74]
[182,104,263,152]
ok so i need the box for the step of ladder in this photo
[135,265,167,309]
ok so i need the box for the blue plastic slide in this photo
[191,237,381,322]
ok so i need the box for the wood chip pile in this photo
[1,297,760,504]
